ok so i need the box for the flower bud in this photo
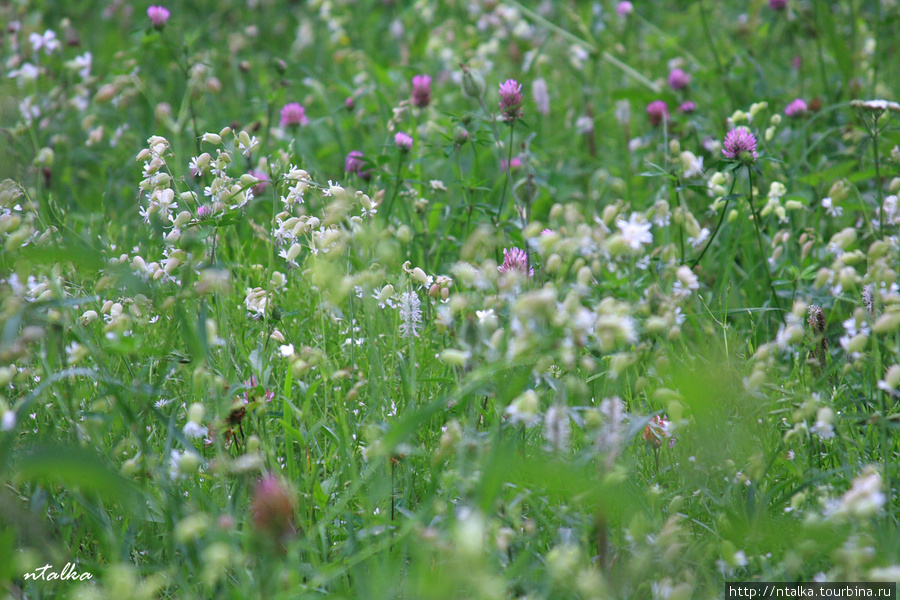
[460,65,485,100]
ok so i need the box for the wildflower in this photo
[616,212,653,250]
[679,101,696,113]
[810,407,835,440]
[816,196,840,218]
[673,265,699,297]
[183,421,208,439]
[398,291,422,338]
[646,100,669,126]
[147,6,170,27]
[768,0,787,9]
[575,115,594,134]
[543,406,571,452]
[851,99,900,115]
[616,1,634,16]
[878,365,900,392]
[643,414,671,448]
[279,343,295,357]
[679,151,704,178]
[668,68,691,90]
[500,156,522,171]
[394,131,413,151]
[344,150,370,179]
[411,74,432,108]
[251,475,296,539]
[280,103,309,128]
[1,410,15,432]
[29,30,60,54]
[249,169,268,196]
[506,390,541,427]
[498,79,523,122]
[784,98,807,117]
[532,78,550,115]
[830,466,885,519]
[722,127,758,163]
[460,64,486,100]
[498,247,534,276]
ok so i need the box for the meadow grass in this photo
[2,1,900,598]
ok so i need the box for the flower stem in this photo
[496,122,516,222]
[383,152,405,221]
[747,167,782,322]
[691,176,738,268]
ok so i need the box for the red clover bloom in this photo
[646,100,669,126]
[394,131,413,151]
[411,74,432,108]
[617,1,634,16]
[345,150,370,180]
[768,0,787,9]
[679,101,696,114]
[498,247,534,277]
[251,475,295,540]
[668,68,691,90]
[280,103,309,128]
[784,98,808,117]
[722,127,758,163]
[147,6,170,27]
[498,79,523,122]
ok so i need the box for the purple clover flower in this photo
[345,150,371,180]
[668,68,691,90]
[498,247,534,277]
[394,131,413,151]
[147,5,170,27]
[722,128,758,163]
[280,103,309,128]
[784,98,808,117]
[499,79,523,122]
[411,74,432,108]
[646,100,669,126]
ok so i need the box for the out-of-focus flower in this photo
[251,475,296,539]
[344,150,370,180]
[498,247,534,276]
[147,6,170,27]
[668,68,691,90]
[394,131,413,151]
[411,74,432,108]
[768,0,787,9]
[532,78,550,115]
[784,98,808,117]
[643,414,671,448]
[30,30,60,54]
[506,390,541,427]
[280,103,309,128]
[617,1,634,16]
[679,101,696,113]
[646,100,669,126]
[616,212,653,250]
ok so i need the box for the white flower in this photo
[398,291,422,338]
[830,466,885,519]
[616,212,653,250]
[1,410,16,431]
[9,62,39,84]
[821,196,843,218]
[279,343,295,357]
[542,406,571,452]
[29,30,60,54]
[183,421,208,439]
[505,390,541,427]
